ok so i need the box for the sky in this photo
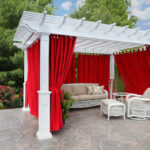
[53,0,150,30]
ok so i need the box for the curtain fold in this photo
[49,35,76,131]
[147,45,150,68]
[77,54,110,91]
[25,39,40,117]
[64,54,76,83]
[114,50,150,94]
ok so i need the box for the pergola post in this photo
[109,54,115,99]
[36,34,52,140]
[22,49,30,111]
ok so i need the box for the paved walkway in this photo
[0,107,150,150]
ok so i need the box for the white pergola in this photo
[13,11,150,140]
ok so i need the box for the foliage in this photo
[0,85,15,106]
[0,100,3,108]
[11,96,23,108]
[0,0,56,93]
[115,64,125,92]
[61,93,74,120]
[70,0,137,28]
[0,86,23,108]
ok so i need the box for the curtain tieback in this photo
[50,87,63,98]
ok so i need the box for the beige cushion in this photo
[87,86,93,95]
[61,84,73,95]
[72,85,86,95]
[102,99,121,106]
[72,96,80,102]
[143,88,150,98]
[79,94,107,101]
[93,85,104,94]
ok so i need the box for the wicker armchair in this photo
[126,88,150,120]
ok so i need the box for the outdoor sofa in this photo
[61,83,108,108]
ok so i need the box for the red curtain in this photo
[114,50,150,94]
[49,35,76,131]
[64,54,76,83]
[25,39,40,117]
[77,54,110,91]
[147,46,150,68]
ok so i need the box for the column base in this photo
[36,131,52,140]
[22,107,30,112]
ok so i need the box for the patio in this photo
[0,108,150,150]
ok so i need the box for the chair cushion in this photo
[61,84,73,95]
[79,94,107,101]
[143,88,150,98]
[102,99,120,106]
[93,85,104,94]
[72,96,80,102]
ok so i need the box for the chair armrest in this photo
[126,93,142,100]
[127,97,150,106]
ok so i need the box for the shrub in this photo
[11,96,23,108]
[0,85,15,106]
[61,93,74,120]
[0,99,3,108]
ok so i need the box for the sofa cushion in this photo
[72,96,80,102]
[79,94,107,101]
[72,85,86,95]
[93,85,104,94]
[143,88,150,98]
[61,84,73,95]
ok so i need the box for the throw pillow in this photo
[93,85,104,94]
[87,86,93,95]
[143,88,150,98]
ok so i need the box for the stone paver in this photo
[0,107,150,150]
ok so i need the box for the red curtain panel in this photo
[64,54,76,83]
[25,39,40,117]
[114,50,150,94]
[49,35,76,131]
[147,45,150,68]
[77,54,110,91]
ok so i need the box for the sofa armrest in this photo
[103,90,108,96]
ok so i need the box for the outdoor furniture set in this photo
[62,83,150,120]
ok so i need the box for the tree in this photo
[0,0,56,93]
[70,0,137,28]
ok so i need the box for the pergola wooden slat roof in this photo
[13,11,150,54]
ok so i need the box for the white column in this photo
[22,49,30,111]
[109,54,115,99]
[36,34,52,140]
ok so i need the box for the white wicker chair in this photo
[126,92,150,120]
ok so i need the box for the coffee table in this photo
[113,92,129,103]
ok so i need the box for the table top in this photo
[113,92,129,97]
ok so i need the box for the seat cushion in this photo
[79,94,107,101]
[102,99,121,106]
[61,84,73,95]
[72,96,80,102]
[143,88,150,98]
